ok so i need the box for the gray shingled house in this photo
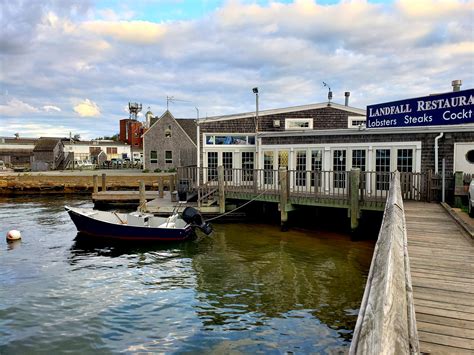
[143,110,197,171]
[32,138,65,171]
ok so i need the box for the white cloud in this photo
[82,20,167,44]
[0,98,40,116]
[73,99,101,117]
[43,105,61,112]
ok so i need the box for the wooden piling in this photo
[350,168,361,231]
[279,168,289,230]
[158,176,164,198]
[218,165,225,214]
[139,180,146,211]
[93,175,98,194]
[453,171,464,208]
[101,173,106,191]
[170,174,175,192]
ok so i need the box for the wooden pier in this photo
[405,202,474,354]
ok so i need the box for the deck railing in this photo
[177,167,432,205]
[350,171,419,354]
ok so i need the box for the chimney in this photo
[452,80,462,92]
[344,91,350,106]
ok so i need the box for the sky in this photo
[1,0,473,139]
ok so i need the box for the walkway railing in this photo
[349,171,419,354]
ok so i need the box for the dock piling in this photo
[158,176,164,198]
[218,165,225,214]
[279,168,289,231]
[139,180,146,211]
[101,173,106,191]
[93,175,98,194]
[350,168,361,231]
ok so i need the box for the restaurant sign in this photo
[367,88,474,128]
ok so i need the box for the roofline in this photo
[198,102,366,123]
[259,123,474,138]
[142,110,197,147]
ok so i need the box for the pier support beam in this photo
[93,175,98,194]
[350,168,361,231]
[101,173,107,191]
[279,168,289,231]
[158,176,164,198]
[139,180,146,212]
[218,165,225,214]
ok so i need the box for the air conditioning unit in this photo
[273,120,280,128]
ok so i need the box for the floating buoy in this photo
[6,230,21,241]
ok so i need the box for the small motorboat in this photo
[65,206,212,242]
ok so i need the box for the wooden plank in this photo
[414,298,474,314]
[415,305,474,322]
[419,341,474,355]
[417,321,474,340]
[418,331,474,350]
[412,287,474,307]
[416,313,474,331]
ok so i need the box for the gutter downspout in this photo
[196,120,200,186]
[434,132,444,175]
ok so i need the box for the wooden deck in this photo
[405,202,474,354]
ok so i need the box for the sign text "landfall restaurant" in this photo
[367,89,474,128]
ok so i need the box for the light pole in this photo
[252,87,259,169]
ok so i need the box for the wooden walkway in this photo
[405,202,474,354]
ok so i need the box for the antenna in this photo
[128,102,142,120]
[322,82,333,105]
[166,96,193,110]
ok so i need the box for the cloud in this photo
[43,105,61,112]
[73,99,101,117]
[1,0,473,139]
[0,99,40,116]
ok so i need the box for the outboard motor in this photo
[182,207,213,235]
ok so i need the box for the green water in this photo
[0,196,374,353]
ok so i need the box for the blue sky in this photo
[1,0,473,139]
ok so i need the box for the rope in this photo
[205,188,269,222]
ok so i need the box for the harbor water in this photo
[0,196,375,354]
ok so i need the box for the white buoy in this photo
[6,230,21,241]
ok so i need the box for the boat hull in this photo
[67,209,195,242]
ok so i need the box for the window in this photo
[285,118,313,130]
[165,125,171,138]
[264,151,274,184]
[296,151,306,186]
[466,150,474,164]
[242,152,254,182]
[106,147,117,154]
[376,149,391,190]
[352,149,366,171]
[348,116,367,128]
[333,150,346,188]
[311,150,322,187]
[207,152,218,180]
[205,135,255,145]
[165,151,172,164]
[223,152,233,181]
[397,149,413,172]
[150,150,157,164]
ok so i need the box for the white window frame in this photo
[348,116,367,128]
[285,118,313,130]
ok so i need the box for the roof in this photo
[33,138,62,152]
[176,119,197,143]
[198,102,366,123]
[144,110,197,145]
[0,137,38,144]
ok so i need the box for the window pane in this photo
[207,152,218,180]
[376,149,391,190]
[264,151,274,184]
[352,149,366,171]
[397,149,413,172]
[242,152,254,182]
[165,151,172,163]
[150,150,157,163]
[223,152,233,181]
[333,150,346,188]
[311,150,322,187]
[296,150,306,186]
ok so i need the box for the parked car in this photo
[111,158,123,167]
[469,179,474,217]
